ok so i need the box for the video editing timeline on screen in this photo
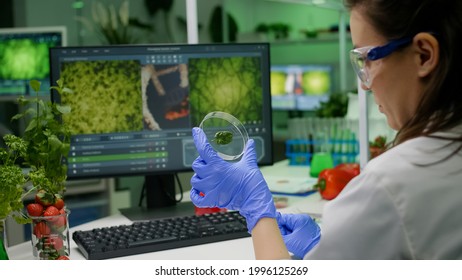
[49,43,274,179]
[68,132,170,177]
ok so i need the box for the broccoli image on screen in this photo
[59,60,143,134]
[188,56,263,126]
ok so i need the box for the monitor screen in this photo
[270,64,332,111]
[49,43,273,209]
[0,26,66,99]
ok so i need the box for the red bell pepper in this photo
[313,168,357,200]
[334,162,361,177]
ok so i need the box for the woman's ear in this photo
[412,32,439,78]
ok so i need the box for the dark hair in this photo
[345,0,462,156]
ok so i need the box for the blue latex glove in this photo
[190,127,276,233]
[277,212,321,259]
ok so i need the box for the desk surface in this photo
[8,160,326,260]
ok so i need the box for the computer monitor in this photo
[0,26,66,99]
[49,43,273,211]
[270,64,332,111]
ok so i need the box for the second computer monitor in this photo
[270,64,333,111]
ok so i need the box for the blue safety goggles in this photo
[350,37,413,87]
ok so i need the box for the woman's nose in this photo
[360,82,370,91]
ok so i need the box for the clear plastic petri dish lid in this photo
[199,111,249,161]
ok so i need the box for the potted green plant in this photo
[269,23,291,40]
[0,79,73,260]
[314,92,349,118]
[0,135,28,259]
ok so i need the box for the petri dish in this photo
[199,111,249,161]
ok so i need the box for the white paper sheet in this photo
[265,175,318,194]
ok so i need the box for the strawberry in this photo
[26,203,44,217]
[57,255,69,260]
[53,195,65,210]
[46,236,64,251]
[33,221,51,238]
[335,163,361,177]
[35,190,55,207]
[48,207,68,231]
[54,214,67,229]
[43,205,60,217]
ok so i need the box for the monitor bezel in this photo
[0,26,67,46]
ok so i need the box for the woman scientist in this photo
[190,0,462,259]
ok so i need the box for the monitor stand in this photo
[119,174,195,221]
[119,201,195,221]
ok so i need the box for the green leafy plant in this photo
[315,92,349,118]
[255,23,269,33]
[254,22,291,39]
[269,23,291,39]
[76,0,154,44]
[0,80,72,223]
[0,135,28,223]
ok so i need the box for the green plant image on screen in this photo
[270,71,287,96]
[59,60,143,134]
[301,70,331,95]
[0,38,50,80]
[189,56,263,126]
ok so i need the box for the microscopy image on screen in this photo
[59,60,144,134]
[270,71,288,96]
[188,56,263,126]
[0,38,52,81]
[301,70,331,95]
[141,64,190,131]
[0,29,63,96]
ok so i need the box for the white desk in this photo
[262,160,326,216]
[8,160,326,260]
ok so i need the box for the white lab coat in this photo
[304,128,462,259]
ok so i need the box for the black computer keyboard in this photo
[72,211,250,260]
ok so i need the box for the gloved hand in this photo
[190,127,276,233]
[277,212,321,259]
